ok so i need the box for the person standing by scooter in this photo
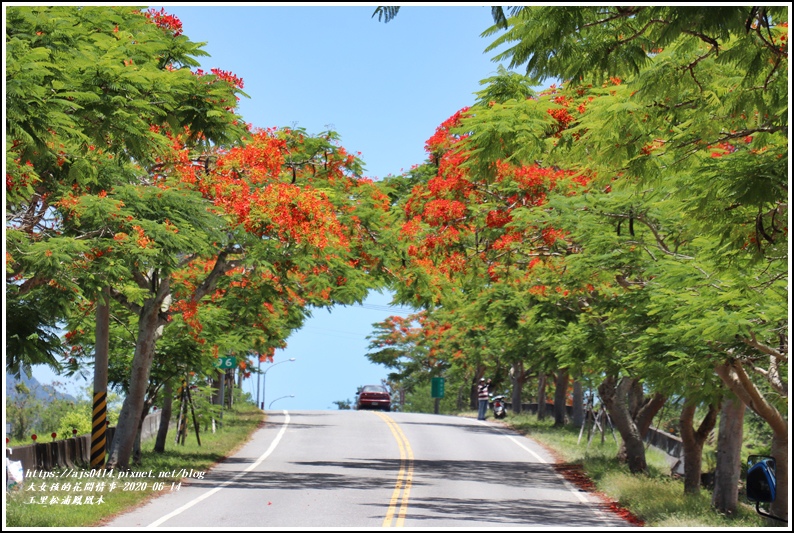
[477,378,491,420]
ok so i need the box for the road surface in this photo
[104,410,634,528]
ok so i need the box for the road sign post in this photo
[215,356,237,370]
[431,377,445,398]
[431,377,445,415]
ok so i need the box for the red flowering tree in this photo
[6,6,248,376]
[477,6,787,509]
[89,123,390,469]
[6,6,392,470]
[367,69,602,420]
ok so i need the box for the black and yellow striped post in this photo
[91,286,110,469]
[90,391,107,469]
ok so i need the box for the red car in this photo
[356,385,391,411]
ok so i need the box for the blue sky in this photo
[28,4,529,411]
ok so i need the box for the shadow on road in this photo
[180,458,574,493]
[376,496,627,527]
[295,458,567,490]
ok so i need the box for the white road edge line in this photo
[477,419,618,526]
[146,410,291,527]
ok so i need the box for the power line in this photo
[349,303,416,315]
[302,326,368,339]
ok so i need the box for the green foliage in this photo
[473,65,538,106]
[6,5,249,375]
[6,382,43,441]
[485,6,787,85]
[402,380,460,414]
[333,399,353,410]
[5,293,68,377]
[4,380,122,444]
[51,387,121,438]
[55,410,93,438]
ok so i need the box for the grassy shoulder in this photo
[5,401,264,528]
[473,411,767,528]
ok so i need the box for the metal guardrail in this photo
[505,401,684,470]
[5,410,162,473]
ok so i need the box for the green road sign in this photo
[215,356,237,369]
[431,377,445,398]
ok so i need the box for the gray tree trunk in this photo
[768,432,788,525]
[715,361,788,523]
[211,374,221,405]
[711,396,744,514]
[553,368,569,427]
[471,368,486,410]
[105,285,168,470]
[679,400,719,494]
[226,371,233,408]
[132,402,151,466]
[536,372,547,421]
[598,376,665,474]
[105,253,232,468]
[510,360,525,414]
[572,379,584,428]
[614,378,666,463]
[154,381,174,453]
[456,384,466,411]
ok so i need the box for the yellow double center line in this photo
[376,412,414,527]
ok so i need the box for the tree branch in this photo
[109,286,141,316]
[740,330,786,360]
[715,361,786,435]
[583,6,645,29]
[190,245,244,303]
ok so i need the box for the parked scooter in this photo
[490,394,507,419]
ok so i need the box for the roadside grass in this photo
[497,412,767,528]
[5,402,264,528]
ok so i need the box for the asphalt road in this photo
[104,410,634,528]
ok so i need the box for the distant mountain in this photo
[6,372,78,403]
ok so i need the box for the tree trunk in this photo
[226,371,233,408]
[613,377,666,463]
[715,361,788,523]
[536,372,547,421]
[510,360,525,414]
[598,375,652,474]
[712,395,744,514]
[572,379,584,428]
[679,400,719,494]
[154,381,174,453]
[132,402,151,466]
[456,384,466,411]
[211,374,221,405]
[471,368,486,410]
[105,289,168,470]
[768,431,788,525]
[635,391,667,439]
[553,368,569,427]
